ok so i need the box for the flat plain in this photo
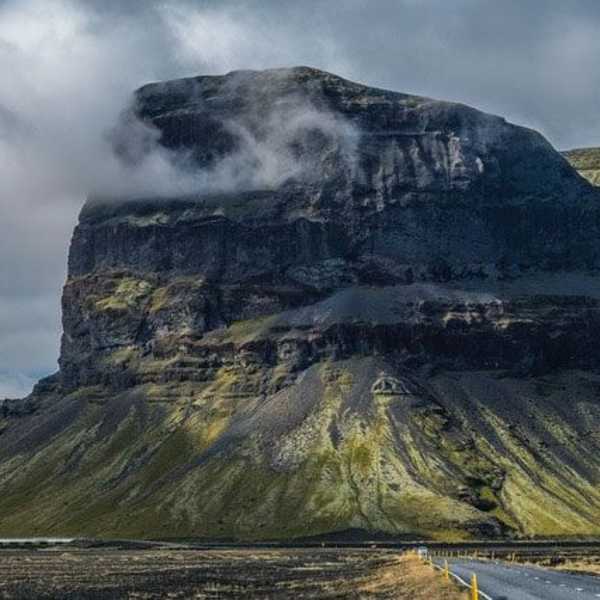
[0,547,468,599]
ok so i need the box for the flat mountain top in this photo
[107,66,591,210]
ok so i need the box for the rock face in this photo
[3,67,600,540]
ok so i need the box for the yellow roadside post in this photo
[471,573,479,600]
[443,559,449,580]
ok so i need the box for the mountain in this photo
[564,147,600,186]
[2,67,600,541]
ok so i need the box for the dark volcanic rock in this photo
[3,67,600,541]
[75,68,598,280]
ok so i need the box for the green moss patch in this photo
[95,277,153,312]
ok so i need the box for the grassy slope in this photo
[1,357,600,540]
[563,147,600,186]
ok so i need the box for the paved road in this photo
[434,557,600,600]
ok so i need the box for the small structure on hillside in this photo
[371,375,414,396]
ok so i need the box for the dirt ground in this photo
[0,548,466,599]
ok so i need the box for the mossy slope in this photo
[2,358,600,540]
[563,147,600,186]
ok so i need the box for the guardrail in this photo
[425,554,493,600]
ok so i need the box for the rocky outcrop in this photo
[564,147,600,186]
[2,67,600,541]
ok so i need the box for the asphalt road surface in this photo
[434,557,600,600]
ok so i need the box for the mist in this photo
[118,84,359,196]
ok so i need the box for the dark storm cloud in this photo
[1,0,599,396]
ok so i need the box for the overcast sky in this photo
[1,0,600,397]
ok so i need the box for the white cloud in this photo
[0,372,38,399]
[159,2,352,77]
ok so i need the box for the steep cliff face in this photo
[2,67,600,541]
